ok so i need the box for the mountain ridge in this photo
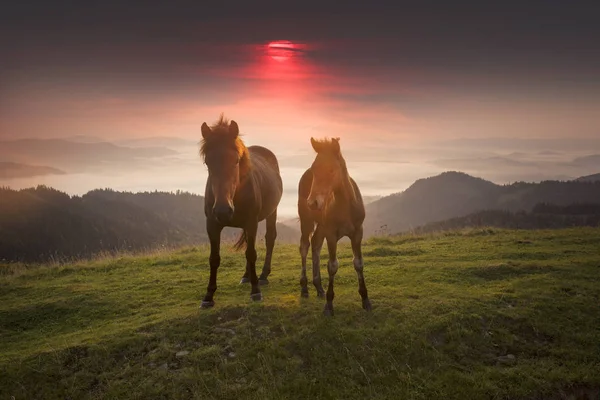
[363,171,600,235]
[3,170,600,262]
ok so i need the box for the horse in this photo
[298,137,372,316]
[199,115,283,308]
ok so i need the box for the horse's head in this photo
[307,137,345,211]
[200,118,247,224]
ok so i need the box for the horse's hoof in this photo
[323,305,334,317]
[250,292,263,302]
[200,300,215,309]
[239,277,250,284]
[317,290,326,298]
[363,299,372,312]
[300,289,309,298]
[258,278,269,286]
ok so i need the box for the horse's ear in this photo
[310,137,321,153]
[332,137,341,154]
[229,120,239,138]
[201,122,212,139]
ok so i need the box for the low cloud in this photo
[0,162,66,180]
[0,139,181,174]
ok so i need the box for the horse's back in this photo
[349,177,366,223]
[248,146,282,192]
[298,168,312,201]
[248,146,281,175]
[247,146,283,219]
[297,169,314,232]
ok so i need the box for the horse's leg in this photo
[240,228,251,284]
[244,220,262,301]
[201,220,223,308]
[351,227,372,311]
[311,226,326,298]
[259,210,277,285]
[323,234,339,316]
[299,217,313,298]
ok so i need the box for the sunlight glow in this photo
[267,40,304,62]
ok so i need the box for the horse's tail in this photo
[233,230,247,251]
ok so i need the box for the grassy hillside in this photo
[1,228,600,399]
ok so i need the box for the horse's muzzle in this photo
[214,204,234,224]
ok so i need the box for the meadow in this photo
[1,228,599,399]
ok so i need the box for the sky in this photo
[1,1,599,217]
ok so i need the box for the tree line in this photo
[0,186,206,263]
[413,203,600,234]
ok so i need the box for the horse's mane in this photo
[311,137,339,153]
[199,115,251,176]
[312,137,349,173]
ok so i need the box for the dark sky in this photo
[1,0,599,140]
[3,1,599,72]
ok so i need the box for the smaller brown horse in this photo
[298,137,372,316]
[199,115,283,307]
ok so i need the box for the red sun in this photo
[267,40,300,62]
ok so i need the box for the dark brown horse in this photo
[199,115,283,308]
[298,137,372,316]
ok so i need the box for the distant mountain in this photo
[0,162,66,179]
[60,135,197,149]
[537,150,563,156]
[439,138,600,152]
[364,171,600,236]
[576,173,600,182]
[432,156,535,170]
[362,195,382,205]
[0,187,299,263]
[364,172,498,235]
[61,135,105,143]
[571,155,600,168]
[116,137,198,149]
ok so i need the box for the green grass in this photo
[1,228,600,399]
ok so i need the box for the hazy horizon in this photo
[1,1,599,218]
